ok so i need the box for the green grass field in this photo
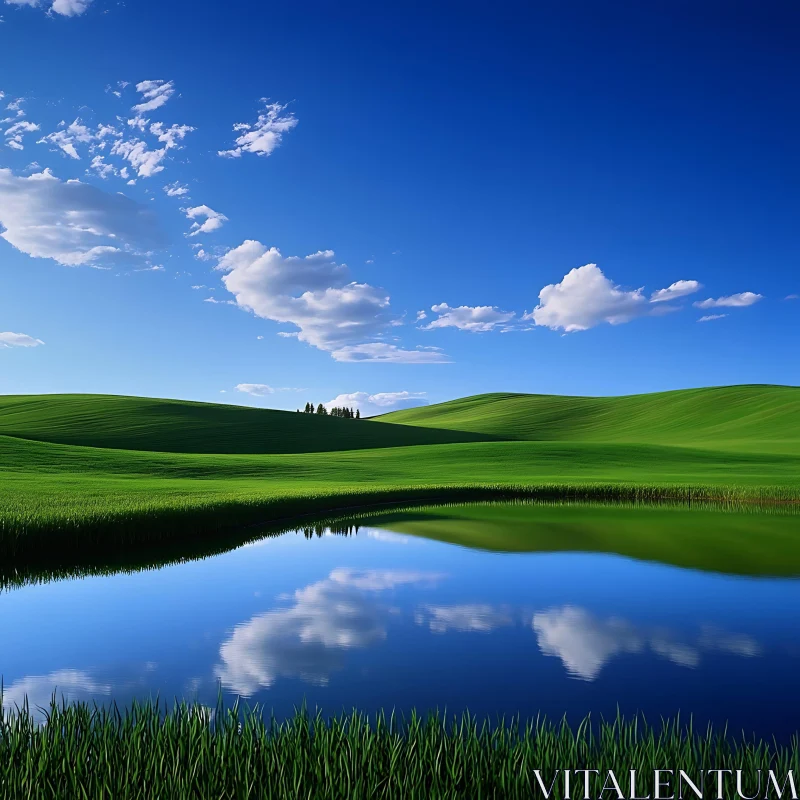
[1,385,798,562]
[4,701,797,800]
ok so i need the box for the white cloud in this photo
[649,279,702,303]
[235,383,274,396]
[4,119,39,150]
[330,343,450,363]
[51,0,91,14]
[422,302,515,332]
[132,80,175,114]
[88,154,116,179]
[0,167,167,267]
[216,242,446,363]
[110,138,167,178]
[415,310,427,321]
[325,391,427,416]
[0,331,44,347]
[786,294,798,301]
[219,100,298,158]
[126,116,148,132]
[698,314,727,323]
[4,0,92,15]
[529,264,703,332]
[215,569,440,694]
[186,205,228,236]
[164,180,189,197]
[533,606,759,682]
[38,119,120,160]
[694,292,763,309]
[150,122,194,149]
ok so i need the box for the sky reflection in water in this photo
[1,517,798,737]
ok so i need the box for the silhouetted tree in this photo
[316,403,327,415]
[356,409,361,419]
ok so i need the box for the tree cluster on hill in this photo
[298,402,360,419]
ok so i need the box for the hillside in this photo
[1,384,799,561]
[375,385,800,453]
[0,394,493,454]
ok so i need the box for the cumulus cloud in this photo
[533,606,759,681]
[325,391,427,416]
[694,292,763,309]
[216,242,447,363]
[0,167,167,267]
[528,264,703,332]
[132,80,175,114]
[4,119,39,150]
[422,303,515,332]
[649,280,702,303]
[215,569,440,694]
[219,101,298,158]
[235,383,274,396]
[0,331,44,347]
[186,205,228,236]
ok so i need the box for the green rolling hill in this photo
[0,384,797,559]
[0,394,493,454]
[375,385,800,453]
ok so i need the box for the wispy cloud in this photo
[422,303,515,332]
[132,80,175,114]
[0,331,44,347]
[694,292,763,309]
[0,167,167,268]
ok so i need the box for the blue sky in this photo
[0,0,797,414]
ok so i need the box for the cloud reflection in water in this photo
[216,569,443,695]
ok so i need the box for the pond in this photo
[2,503,799,738]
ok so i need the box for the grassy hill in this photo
[0,385,798,562]
[0,394,493,454]
[375,385,800,453]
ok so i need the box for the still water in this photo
[1,504,798,738]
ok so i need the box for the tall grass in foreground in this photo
[1,700,798,799]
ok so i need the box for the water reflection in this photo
[532,606,761,681]
[216,569,443,695]
[1,505,797,739]
[2,670,112,712]
[415,604,514,634]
